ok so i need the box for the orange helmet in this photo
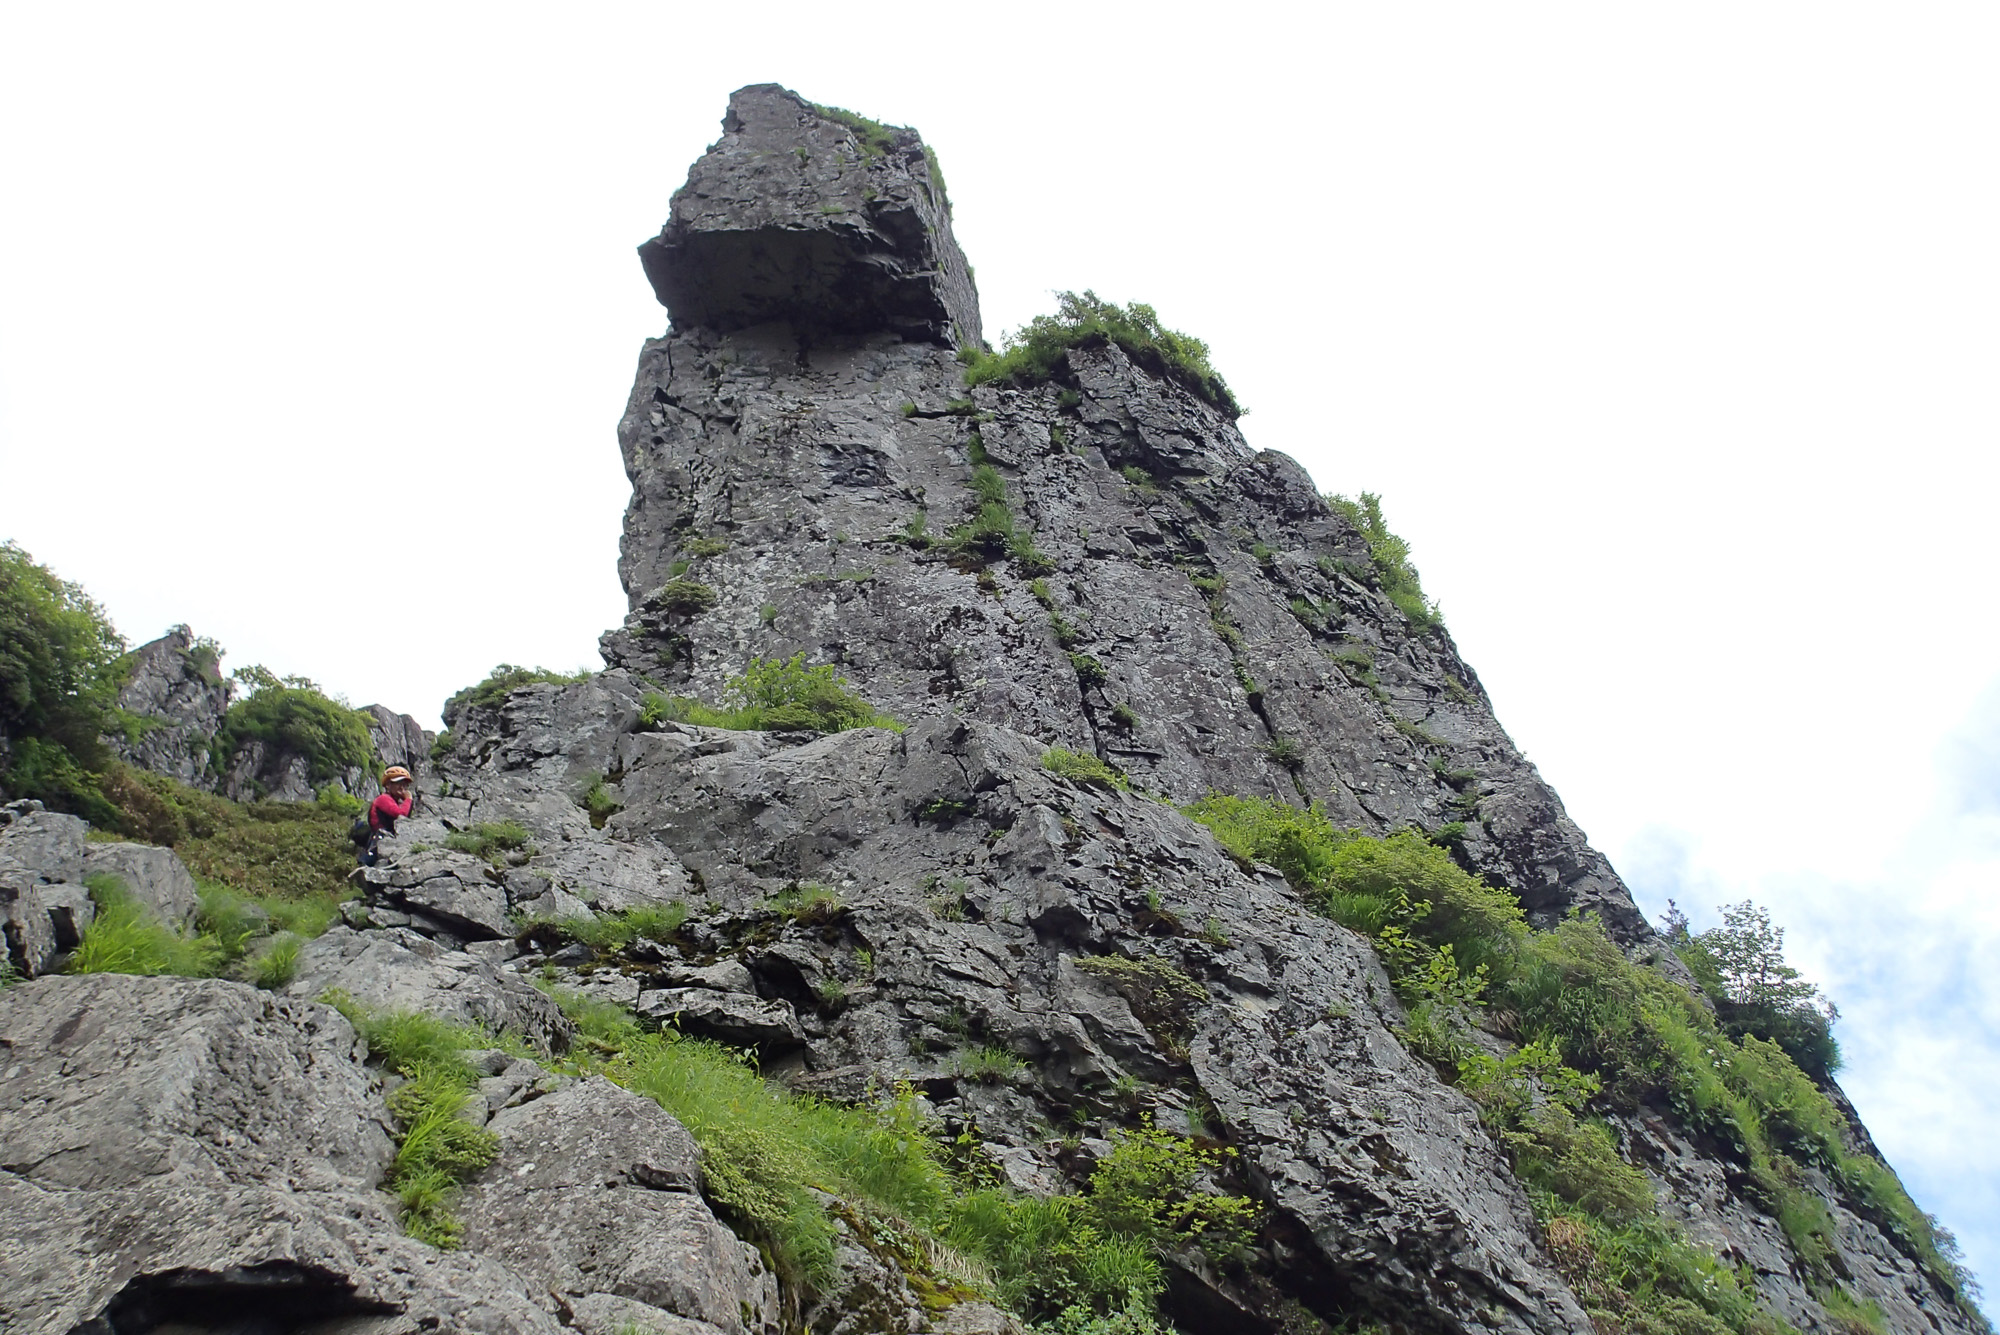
[382,766,413,785]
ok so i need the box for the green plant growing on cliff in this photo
[1042,748,1127,791]
[445,820,534,864]
[443,664,593,720]
[1663,900,1842,1081]
[1324,492,1441,632]
[811,101,908,159]
[324,996,502,1249]
[67,874,225,977]
[961,291,1241,418]
[519,901,689,950]
[642,653,900,734]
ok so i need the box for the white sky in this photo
[3,1,1994,1304]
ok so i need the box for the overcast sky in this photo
[3,1,1994,1303]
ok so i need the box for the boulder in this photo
[357,849,515,940]
[80,839,200,931]
[457,1076,778,1334]
[636,987,805,1049]
[640,83,980,349]
[0,803,92,977]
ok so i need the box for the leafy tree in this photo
[215,666,375,785]
[1663,900,1842,1080]
[0,542,126,821]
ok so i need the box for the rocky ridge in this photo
[0,83,1981,1335]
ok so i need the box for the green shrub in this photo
[580,775,622,829]
[1184,793,1346,887]
[1324,493,1440,632]
[810,101,909,158]
[763,883,845,925]
[105,770,358,902]
[1042,748,1127,790]
[1265,737,1305,770]
[215,666,376,784]
[642,654,899,734]
[445,821,533,864]
[962,292,1241,418]
[442,664,593,724]
[1088,1121,1259,1259]
[1067,653,1109,687]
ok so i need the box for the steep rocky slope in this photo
[1,84,1981,1335]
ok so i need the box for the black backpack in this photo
[348,815,372,847]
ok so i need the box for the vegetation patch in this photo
[1665,900,1842,1080]
[518,902,689,951]
[0,542,130,825]
[444,821,534,865]
[961,292,1241,419]
[67,872,341,984]
[1324,493,1441,632]
[641,654,900,734]
[325,996,504,1248]
[213,666,375,785]
[1042,748,1127,791]
[1183,791,1986,1328]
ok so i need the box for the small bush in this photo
[1042,748,1127,791]
[523,902,690,951]
[962,292,1241,418]
[763,883,845,925]
[580,775,622,829]
[1324,493,1441,632]
[442,664,592,724]
[642,654,899,734]
[954,1045,1025,1083]
[212,666,376,785]
[250,933,303,990]
[1067,653,1109,688]
[1265,737,1305,771]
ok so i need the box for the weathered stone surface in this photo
[80,838,200,930]
[636,985,806,1049]
[641,84,979,349]
[286,926,574,1052]
[104,625,231,786]
[358,849,515,939]
[0,974,565,1333]
[0,802,92,976]
[457,1076,778,1334]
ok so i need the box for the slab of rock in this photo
[639,83,978,349]
[359,849,514,939]
[636,986,805,1049]
[0,973,564,1333]
[0,802,92,977]
[286,926,574,1053]
[80,838,200,931]
[458,1076,777,1335]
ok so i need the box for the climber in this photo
[355,766,415,867]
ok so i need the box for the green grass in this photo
[324,995,504,1248]
[580,774,623,829]
[641,654,900,734]
[962,292,1241,418]
[68,875,225,977]
[1042,748,1127,791]
[518,902,689,950]
[250,933,303,990]
[953,1045,1026,1083]
[544,989,1255,1323]
[762,883,845,925]
[444,821,534,864]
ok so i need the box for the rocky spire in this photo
[638,84,982,350]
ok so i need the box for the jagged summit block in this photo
[640,84,982,349]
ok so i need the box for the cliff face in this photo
[1,84,1981,1335]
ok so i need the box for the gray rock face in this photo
[104,625,231,786]
[0,974,563,1333]
[636,985,807,1049]
[0,801,94,977]
[600,318,1641,941]
[285,926,575,1053]
[80,838,200,931]
[639,84,980,350]
[457,1075,779,1335]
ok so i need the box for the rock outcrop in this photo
[6,83,1982,1335]
[104,626,231,786]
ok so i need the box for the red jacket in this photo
[368,791,413,833]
